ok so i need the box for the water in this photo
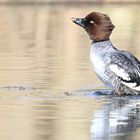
[0,3,140,140]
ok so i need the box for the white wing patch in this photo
[122,81,140,91]
[132,86,140,91]
[109,64,130,81]
[109,64,140,91]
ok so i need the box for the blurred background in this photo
[0,1,139,140]
[0,0,140,3]
[0,1,139,93]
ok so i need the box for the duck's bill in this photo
[71,17,86,28]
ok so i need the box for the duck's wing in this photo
[121,51,140,69]
[109,52,140,91]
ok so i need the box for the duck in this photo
[72,12,140,95]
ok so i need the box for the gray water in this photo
[0,3,140,140]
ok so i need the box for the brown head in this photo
[72,12,115,42]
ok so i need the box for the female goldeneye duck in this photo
[72,12,140,95]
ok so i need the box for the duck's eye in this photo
[89,21,94,24]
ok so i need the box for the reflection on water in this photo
[0,93,140,140]
[0,3,140,140]
[91,96,140,140]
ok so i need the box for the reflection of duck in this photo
[90,96,140,139]
[72,12,140,95]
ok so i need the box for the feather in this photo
[109,52,140,91]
